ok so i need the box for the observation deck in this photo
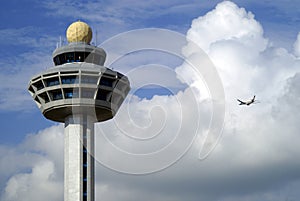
[28,21,130,123]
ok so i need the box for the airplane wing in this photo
[237,99,246,105]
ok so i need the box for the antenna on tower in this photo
[95,30,98,46]
[59,36,62,47]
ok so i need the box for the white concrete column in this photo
[64,114,95,201]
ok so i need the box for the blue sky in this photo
[0,1,300,201]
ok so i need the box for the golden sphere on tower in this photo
[66,20,92,44]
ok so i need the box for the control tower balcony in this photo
[28,64,130,123]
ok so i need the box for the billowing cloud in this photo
[1,1,300,201]
[294,32,300,57]
[0,125,64,201]
[2,160,62,201]
[186,1,267,53]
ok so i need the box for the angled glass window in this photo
[85,52,93,63]
[81,75,98,84]
[74,52,85,62]
[49,89,63,100]
[100,77,114,87]
[33,80,44,90]
[65,91,73,98]
[81,88,95,99]
[53,56,60,65]
[61,76,78,84]
[39,92,50,103]
[96,89,110,101]
[63,88,79,99]
[66,52,75,63]
[34,96,41,104]
[46,77,60,87]
[28,85,35,94]
[59,54,66,65]
[110,92,122,103]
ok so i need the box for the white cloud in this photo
[93,1,300,200]
[186,1,267,53]
[0,125,64,201]
[182,1,299,108]
[293,32,300,57]
[2,160,62,201]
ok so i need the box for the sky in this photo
[0,0,300,201]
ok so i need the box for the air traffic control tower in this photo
[28,21,130,201]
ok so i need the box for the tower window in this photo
[61,76,78,84]
[115,81,128,92]
[85,52,93,63]
[75,52,85,62]
[34,96,41,104]
[82,144,88,200]
[59,54,66,64]
[100,77,114,87]
[49,90,63,100]
[33,80,44,90]
[64,88,79,99]
[53,56,60,65]
[28,85,35,94]
[96,89,110,101]
[81,88,95,99]
[66,52,75,62]
[81,75,98,84]
[65,92,73,98]
[39,92,50,103]
[46,77,60,87]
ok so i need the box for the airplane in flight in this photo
[237,95,257,106]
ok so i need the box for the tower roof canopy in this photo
[66,20,92,44]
